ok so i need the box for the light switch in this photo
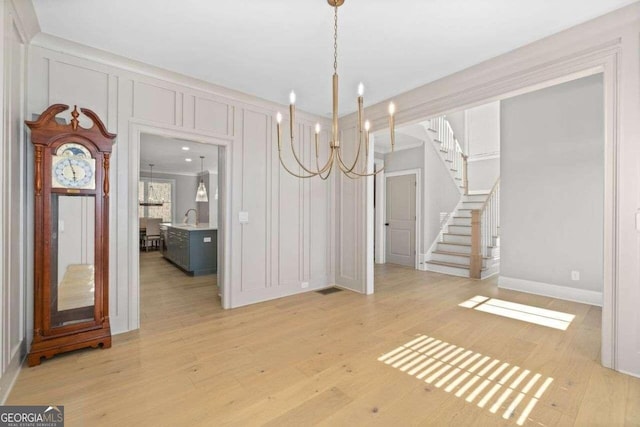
[636,211,640,231]
[239,211,249,223]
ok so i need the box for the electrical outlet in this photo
[571,271,580,281]
[301,282,309,288]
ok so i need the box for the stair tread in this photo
[449,224,471,227]
[443,232,471,237]
[438,242,470,247]
[427,260,488,271]
[426,260,469,269]
[433,250,491,259]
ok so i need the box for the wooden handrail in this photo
[480,177,501,213]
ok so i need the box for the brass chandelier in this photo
[276,0,396,180]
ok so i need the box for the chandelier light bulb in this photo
[276,112,282,123]
[388,102,396,116]
[358,82,364,96]
[315,123,321,134]
[289,91,296,105]
[364,120,371,131]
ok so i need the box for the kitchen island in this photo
[162,224,217,276]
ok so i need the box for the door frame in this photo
[128,122,232,330]
[383,168,421,270]
[374,158,385,265]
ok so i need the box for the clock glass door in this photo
[50,194,96,327]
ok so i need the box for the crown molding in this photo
[29,32,329,125]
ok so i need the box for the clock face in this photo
[52,143,96,189]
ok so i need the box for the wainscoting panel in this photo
[49,60,109,125]
[195,97,230,136]
[335,126,365,292]
[277,121,302,288]
[240,109,269,291]
[0,0,28,403]
[132,81,176,125]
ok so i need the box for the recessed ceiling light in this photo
[182,146,189,151]
[185,158,192,162]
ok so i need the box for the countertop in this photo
[164,223,218,231]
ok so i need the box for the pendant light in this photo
[140,163,163,206]
[275,0,396,180]
[195,156,208,202]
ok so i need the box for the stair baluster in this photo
[469,178,500,279]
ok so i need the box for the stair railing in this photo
[429,116,468,195]
[470,178,500,279]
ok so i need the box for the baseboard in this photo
[0,343,26,404]
[618,368,640,379]
[498,276,603,307]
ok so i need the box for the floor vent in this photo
[316,287,343,295]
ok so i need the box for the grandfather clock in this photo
[26,104,115,366]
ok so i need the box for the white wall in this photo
[24,33,333,337]
[445,111,466,148]
[499,74,604,298]
[465,101,500,192]
[0,0,29,404]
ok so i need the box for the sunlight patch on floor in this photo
[458,295,575,330]
[378,334,553,425]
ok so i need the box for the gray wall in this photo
[500,74,604,292]
[140,171,199,222]
[383,142,460,253]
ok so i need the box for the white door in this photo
[385,174,416,267]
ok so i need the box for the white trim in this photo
[467,153,500,162]
[498,276,603,307]
[374,158,385,265]
[0,345,24,404]
[384,168,421,270]
[374,141,424,155]
[30,33,324,123]
[365,137,375,295]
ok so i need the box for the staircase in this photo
[426,192,500,278]
[422,116,500,279]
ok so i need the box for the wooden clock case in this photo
[26,104,115,366]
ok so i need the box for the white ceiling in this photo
[32,0,635,117]
[140,134,218,175]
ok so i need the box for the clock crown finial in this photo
[71,105,80,131]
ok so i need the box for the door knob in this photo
[385,223,389,226]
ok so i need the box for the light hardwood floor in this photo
[8,252,640,426]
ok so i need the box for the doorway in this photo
[138,133,222,320]
[385,173,417,268]
[129,122,231,332]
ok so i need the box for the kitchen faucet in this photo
[184,208,198,226]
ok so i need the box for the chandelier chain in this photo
[333,4,338,74]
